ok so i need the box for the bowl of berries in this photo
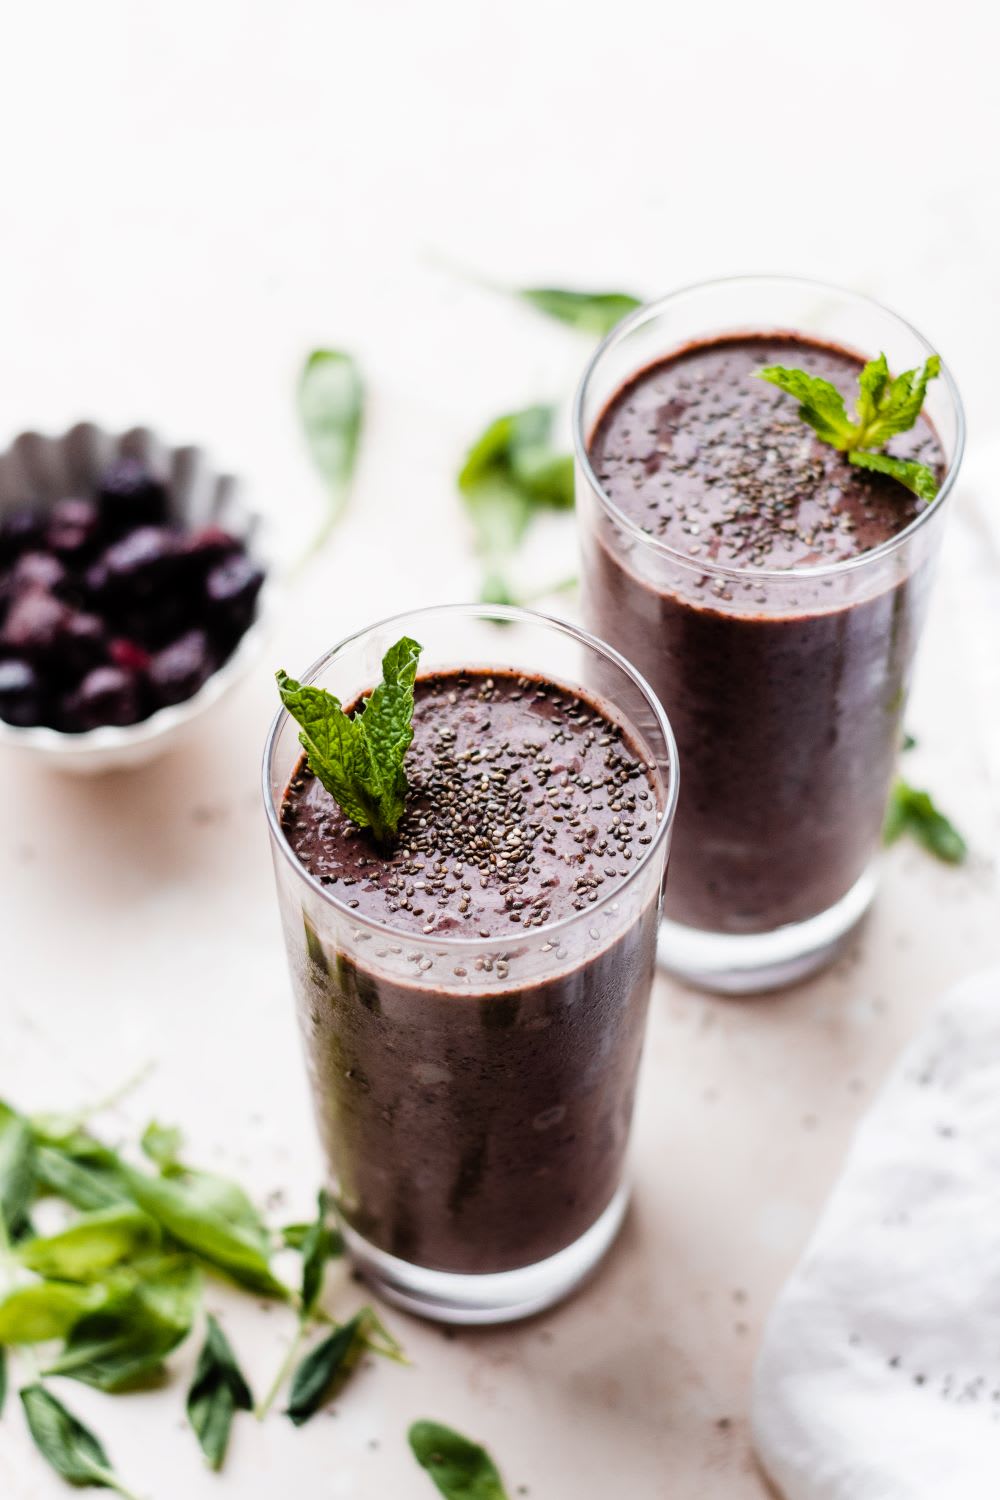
[0,423,273,772]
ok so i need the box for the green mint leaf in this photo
[847,449,940,501]
[0,1102,36,1243]
[17,1205,160,1282]
[518,286,641,336]
[20,1385,138,1497]
[34,1137,133,1213]
[0,1280,107,1343]
[298,1189,341,1316]
[276,635,422,847]
[408,1420,510,1500]
[45,1257,201,1391]
[297,349,364,561]
[458,406,573,604]
[286,1310,371,1426]
[884,778,967,864]
[186,1313,253,1470]
[140,1120,184,1171]
[122,1165,287,1298]
[756,366,855,448]
[854,354,941,448]
[902,731,917,751]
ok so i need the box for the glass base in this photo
[657,864,877,995]
[341,1185,629,1326]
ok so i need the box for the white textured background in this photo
[2,2,999,1496]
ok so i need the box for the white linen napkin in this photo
[752,966,1000,1499]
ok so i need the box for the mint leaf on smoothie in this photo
[884,777,967,864]
[458,405,573,604]
[409,1420,510,1500]
[517,285,641,336]
[758,352,941,499]
[276,635,422,847]
[297,348,364,564]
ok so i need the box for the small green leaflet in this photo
[517,286,641,336]
[45,1258,201,1392]
[299,1188,341,1316]
[0,1102,36,1242]
[286,1312,369,1426]
[18,1205,160,1282]
[408,1420,510,1500]
[140,1120,183,1171]
[20,1385,139,1498]
[458,405,574,604]
[34,1142,132,1213]
[186,1314,253,1471]
[884,777,967,864]
[0,1280,107,1343]
[758,352,941,500]
[277,635,422,847]
[297,349,365,562]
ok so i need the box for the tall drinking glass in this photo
[574,276,964,994]
[263,604,678,1323]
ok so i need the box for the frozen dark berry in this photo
[98,457,168,531]
[109,637,152,673]
[205,554,264,638]
[47,496,100,557]
[0,506,44,563]
[0,658,42,726]
[62,665,142,731]
[148,629,215,706]
[97,526,180,597]
[178,525,242,582]
[1,588,70,658]
[11,551,67,594]
[60,610,108,677]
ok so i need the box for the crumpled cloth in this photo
[752,967,1000,1499]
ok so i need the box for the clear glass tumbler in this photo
[574,275,964,994]
[263,604,678,1323]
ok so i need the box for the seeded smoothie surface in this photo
[280,670,660,939]
[588,334,945,569]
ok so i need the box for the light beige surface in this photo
[2,3,999,1496]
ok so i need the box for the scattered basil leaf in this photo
[33,1133,133,1213]
[758,353,941,500]
[0,1279,107,1344]
[140,1121,183,1171]
[902,731,917,751]
[298,349,365,560]
[280,1222,310,1251]
[276,635,422,847]
[186,1313,253,1470]
[298,1189,342,1315]
[122,1166,287,1298]
[884,778,967,864]
[517,286,641,336]
[458,405,574,604]
[408,1420,510,1500]
[286,1310,370,1426]
[0,1102,36,1242]
[20,1385,138,1498]
[18,1206,160,1283]
[45,1258,201,1391]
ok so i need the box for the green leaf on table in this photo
[298,349,365,559]
[0,1279,107,1344]
[276,634,422,848]
[20,1385,138,1497]
[140,1121,184,1171]
[883,778,967,864]
[517,285,641,336]
[45,1257,201,1391]
[0,1102,36,1242]
[123,1166,287,1298]
[286,1310,371,1426]
[758,352,942,501]
[186,1313,253,1470]
[33,1133,133,1213]
[458,404,574,605]
[18,1206,161,1283]
[408,1420,510,1499]
[298,1189,341,1316]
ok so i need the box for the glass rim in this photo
[572,272,966,584]
[262,601,680,951]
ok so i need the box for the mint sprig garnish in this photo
[758,352,941,500]
[276,635,422,847]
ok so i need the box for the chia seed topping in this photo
[280,670,661,938]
